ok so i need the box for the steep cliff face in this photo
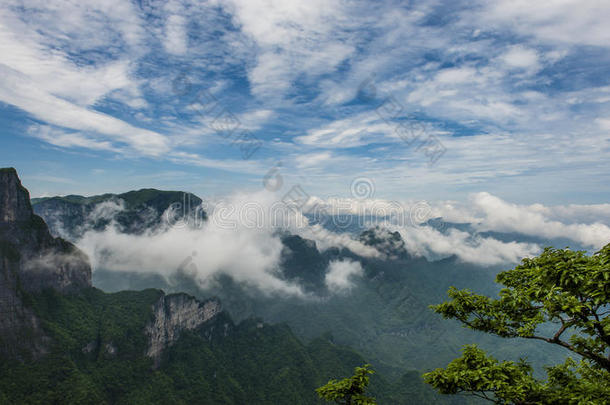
[1,168,225,364]
[0,168,33,223]
[0,168,87,356]
[0,168,92,357]
[0,252,45,358]
[0,168,91,294]
[145,292,221,367]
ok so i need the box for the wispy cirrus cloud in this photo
[474,0,610,48]
[0,0,609,203]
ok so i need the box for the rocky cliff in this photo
[0,168,33,223]
[0,168,92,357]
[359,226,409,259]
[145,292,222,367]
[0,168,225,365]
[0,168,91,293]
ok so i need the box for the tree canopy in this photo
[316,364,377,405]
[424,244,610,404]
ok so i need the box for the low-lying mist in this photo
[62,189,610,296]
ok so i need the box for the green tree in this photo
[316,364,377,405]
[423,244,610,404]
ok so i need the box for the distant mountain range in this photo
[1,168,463,404]
[29,183,568,383]
[32,189,204,239]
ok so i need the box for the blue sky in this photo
[1,0,609,204]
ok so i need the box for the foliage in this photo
[316,364,377,405]
[424,244,610,403]
[31,189,205,238]
[1,287,439,404]
[134,246,559,379]
[38,195,567,380]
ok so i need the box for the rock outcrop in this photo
[0,168,91,294]
[1,168,225,365]
[0,168,91,357]
[145,292,221,367]
[280,234,329,291]
[359,226,409,259]
[0,168,33,223]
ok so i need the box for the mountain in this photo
[1,168,458,404]
[359,226,410,259]
[0,168,91,293]
[90,221,567,379]
[279,234,329,291]
[2,284,385,404]
[31,189,205,239]
[30,184,568,378]
[0,167,91,359]
[196,237,565,377]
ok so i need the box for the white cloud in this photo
[238,109,274,129]
[393,225,541,266]
[467,192,610,250]
[478,0,610,48]
[79,224,302,295]
[302,193,610,258]
[164,14,188,55]
[371,192,610,253]
[0,66,170,156]
[248,51,294,98]
[0,3,172,157]
[28,126,118,152]
[78,191,304,296]
[3,0,146,51]
[499,45,540,71]
[301,197,407,220]
[213,0,354,100]
[295,152,333,168]
[88,199,125,224]
[406,64,524,122]
[0,12,138,106]
[294,111,401,148]
[74,189,381,296]
[435,67,478,84]
[543,203,610,225]
[596,118,610,131]
[325,259,364,292]
[297,224,381,258]
[167,151,268,175]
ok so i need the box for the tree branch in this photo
[523,335,610,371]
[462,390,500,404]
[552,322,569,342]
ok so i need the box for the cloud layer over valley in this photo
[48,189,610,296]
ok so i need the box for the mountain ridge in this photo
[1,168,453,404]
[31,188,205,239]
